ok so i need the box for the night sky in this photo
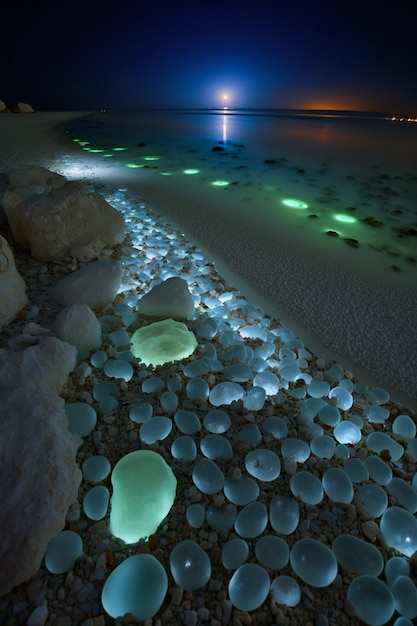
[3,0,417,114]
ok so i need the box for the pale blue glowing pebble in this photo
[99,395,118,413]
[249,357,267,372]
[393,618,414,626]
[334,444,350,460]
[300,397,326,421]
[209,382,244,406]
[234,501,268,538]
[239,325,266,340]
[82,455,111,482]
[183,359,209,378]
[224,363,253,382]
[170,540,211,591]
[364,456,392,485]
[381,506,417,556]
[322,468,353,503]
[206,503,237,532]
[196,317,218,339]
[365,387,390,405]
[90,350,108,368]
[83,485,110,521]
[290,471,324,505]
[139,416,172,444]
[200,434,233,460]
[171,435,197,461]
[192,459,224,494]
[186,503,205,528]
[385,556,410,587]
[290,539,338,587]
[167,377,182,392]
[328,386,353,410]
[279,361,301,382]
[255,535,290,570]
[366,432,404,462]
[333,420,361,444]
[317,404,341,427]
[203,409,231,433]
[307,380,330,398]
[222,538,249,569]
[343,458,369,483]
[174,409,201,435]
[109,329,130,348]
[263,416,288,439]
[365,405,390,424]
[332,534,384,576]
[356,484,388,517]
[407,438,417,460]
[324,363,344,383]
[160,390,178,414]
[270,495,300,534]
[186,377,210,400]
[228,564,270,611]
[45,530,83,574]
[245,449,281,481]
[281,438,310,463]
[392,575,417,619]
[310,435,336,459]
[142,376,165,394]
[223,476,260,506]
[271,575,301,607]
[93,380,119,401]
[129,402,153,423]
[243,386,266,410]
[65,402,97,437]
[103,359,133,381]
[392,414,416,442]
[102,554,168,620]
[237,424,262,447]
[253,371,280,395]
[347,576,395,626]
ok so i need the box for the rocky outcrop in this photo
[0,234,27,328]
[0,337,81,596]
[16,102,34,113]
[2,165,66,212]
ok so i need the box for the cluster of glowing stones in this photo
[183,168,200,174]
[333,213,358,223]
[281,198,308,209]
[109,450,177,543]
[130,318,197,366]
[211,180,230,186]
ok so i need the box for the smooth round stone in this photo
[209,382,244,406]
[243,386,266,411]
[224,363,253,382]
[290,539,338,587]
[222,538,249,569]
[365,405,390,423]
[334,444,350,460]
[317,404,341,426]
[170,540,211,591]
[253,371,280,395]
[228,564,270,611]
[186,377,210,401]
[355,484,388,517]
[310,435,335,459]
[333,420,361,444]
[82,455,111,482]
[392,414,416,442]
[45,530,83,574]
[102,554,168,620]
[386,478,417,513]
[343,458,369,483]
[307,380,330,398]
[160,391,178,414]
[192,459,224,494]
[139,417,172,444]
[300,397,326,421]
[364,456,392,485]
[167,377,182,392]
[83,485,110,521]
[255,535,290,570]
[407,438,417,460]
[200,434,233,460]
[380,507,417,556]
[238,424,262,447]
[171,435,197,461]
[385,556,410,587]
[65,402,97,437]
[332,534,384,576]
[183,359,209,378]
[203,409,231,433]
[322,468,353,503]
[347,576,395,626]
[290,471,324,505]
[366,387,390,405]
[129,402,153,423]
[174,409,201,435]
[234,501,268,538]
[281,438,310,463]
[263,416,288,439]
[142,376,165,393]
[366,432,403,462]
[271,575,301,607]
[90,350,108,368]
[245,449,281,481]
[99,395,118,413]
[206,503,237,532]
[269,495,300,534]
[392,576,417,619]
[186,504,205,528]
[109,329,130,348]
[392,618,413,626]
[93,381,119,401]
[328,386,353,410]
[223,476,260,506]
[103,359,133,381]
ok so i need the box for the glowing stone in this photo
[171,435,197,461]
[139,416,172,444]
[109,450,177,543]
[101,554,167,620]
[347,576,395,626]
[183,168,200,174]
[223,475,260,506]
[174,409,201,435]
[192,459,224,494]
[200,434,233,460]
[44,530,83,574]
[328,386,353,410]
[385,556,410,587]
[318,404,341,427]
[82,455,111,482]
[333,213,357,223]
[366,432,404,461]
[290,471,324,505]
[356,484,388,518]
[343,458,369,483]
[333,420,361,444]
[65,402,97,437]
[83,486,110,521]
[255,535,290,570]
[263,416,288,439]
[322,468,353,503]
[211,180,229,186]
[130,318,197,366]
[380,507,417,556]
[308,380,330,398]
[271,575,301,607]
[203,409,231,433]
[234,502,268,538]
[169,540,211,591]
[310,435,335,459]
[253,371,280,395]
[206,502,237,532]
[209,382,244,406]
[364,456,392,485]
[186,377,210,400]
[243,386,266,410]
[245,449,281,481]
[269,495,300,534]
[282,198,308,209]
[391,576,417,619]
[103,359,133,381]
[281,438,310,463]
[186,504,205,528]
[228,564,270,611]
[290,539,338,587]
[222,538,249,569]
[392,414,416,442]
[332,535,384,576]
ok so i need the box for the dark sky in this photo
[3,0,417,113]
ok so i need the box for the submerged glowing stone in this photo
[130,318,197,366]
[109,450,177,543]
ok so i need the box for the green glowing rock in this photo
[282,198,308,209]
[109,450,177,543]
[130,318,197,366]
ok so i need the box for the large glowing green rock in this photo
[130,318,197,366]
[109,450,177,543]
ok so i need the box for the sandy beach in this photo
[1,112,417,626]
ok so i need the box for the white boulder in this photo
[54,304,102,352]
[138,276,194,319]
[16,102,34,113]
[1,165,67,212]
[50,259,124,311]
[0,99,6,112]
[0,234,27,328]
[0,337,81,596]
